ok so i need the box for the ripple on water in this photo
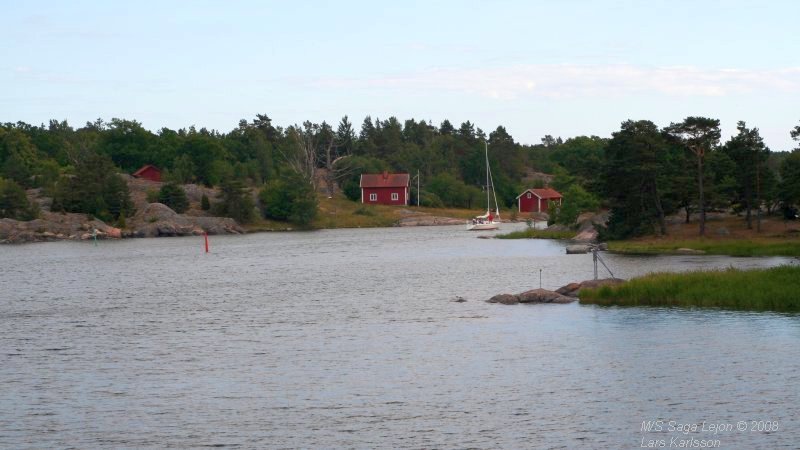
[1,226,799,448]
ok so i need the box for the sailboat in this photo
[467,142,500,231]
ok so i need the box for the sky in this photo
[2,0,799,150]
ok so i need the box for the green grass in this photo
[580,265,800,311]
[495,228,575,239]
[608,239,800,257]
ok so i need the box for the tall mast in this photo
[485,141,490,214]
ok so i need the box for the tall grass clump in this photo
[580,266,800,311]
[496,229,575,240]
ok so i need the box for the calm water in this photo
[1,225,799,449]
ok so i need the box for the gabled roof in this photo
[360,172,410,188]
[516,188,562,200]
[132,164,160,177]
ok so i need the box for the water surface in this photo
[1,225,798,448]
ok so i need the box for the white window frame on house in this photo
[369,193,377,201]
[391,192,399,201]
[527,193,532,199]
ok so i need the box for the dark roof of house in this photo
[516,188,562,199]
[132,164,160,177]
[360,172,410,188]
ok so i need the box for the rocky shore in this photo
[0,176,243,244]
[487,278,625,304]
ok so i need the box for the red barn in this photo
[360,172,409,205]
[517,188,562,213]
[132,164,162,182]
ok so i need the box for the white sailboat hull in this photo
[466,221,500,231]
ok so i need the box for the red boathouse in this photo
[517,188,562,213]
[360,172,409,205]
[132,164,162,182]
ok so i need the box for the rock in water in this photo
[566,244,591,254]
[556,278,626,297]
[517,288,575,304]
[555,283,581,296]
[487,294,519,305]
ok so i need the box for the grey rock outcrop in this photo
[487,289,576,305]
[517,288,575,303]
[130,203,242,238]
[556,278,626,297]
[0,211,123,244]
[487,294,520,305]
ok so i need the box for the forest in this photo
[1,114,799,239]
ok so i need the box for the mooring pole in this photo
[539,268,542,289]
[204,231,209,253]
[593,249,598,280]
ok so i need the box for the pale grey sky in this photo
[3,0,799,149]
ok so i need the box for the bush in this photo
[353,205,375,216]
[50,152,134,222]
[425,173,482,208]
[342,179,361,201]
[258,174,317,225]
[418,190,444,208]
[158,182,189,213]
[0,178,38,220]
[201,193,210,211]
[548,184,600,226]
[146,189,159,203]
[212,180,255,224]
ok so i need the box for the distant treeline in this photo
[0,115,799,237]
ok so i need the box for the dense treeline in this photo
[0,115,799,236]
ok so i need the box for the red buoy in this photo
[204,231,209,253]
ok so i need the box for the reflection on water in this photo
[1,225,799,448]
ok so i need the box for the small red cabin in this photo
[517,188,562,213]
[132,164,162,182]
[360,172,409,206]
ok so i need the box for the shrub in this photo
[353,206,375,216]
[213,180,255,224]
[0,178,38,220]
[419,190,444,208]
[50,152,134,222]
[201,193,210,211]
[258,174,317,225]
[146,189,159,203]
[157,182,189,213]
[548,184,600,226]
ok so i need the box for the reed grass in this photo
[495,228,575,240]
[580,266,800,311]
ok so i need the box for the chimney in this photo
[382,170,388,180]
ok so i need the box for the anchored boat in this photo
[467,142,500,231]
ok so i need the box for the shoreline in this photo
[0,212,496,245]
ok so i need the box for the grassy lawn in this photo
[608,239,800,257]
[580,265,800,311]
[495,228,575,239]
[607,215,800,257]
[245,193,485,231]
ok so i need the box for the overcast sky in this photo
[3,0,799,150]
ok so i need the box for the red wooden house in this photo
[517,188,563,213]
[360,172,410,205]
[132,164,162,182]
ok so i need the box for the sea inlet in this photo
[1,224,798,448]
